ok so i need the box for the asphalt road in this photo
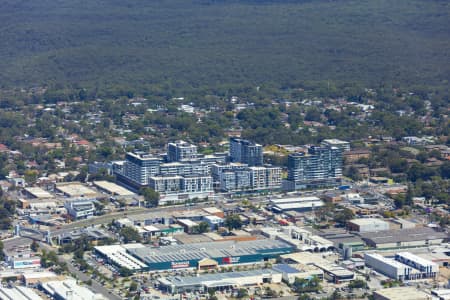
[39,242,121,300]
[49,201,214,237]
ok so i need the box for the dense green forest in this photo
[0,0,449,93]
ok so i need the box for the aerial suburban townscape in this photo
[0,0,449,300]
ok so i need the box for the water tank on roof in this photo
[344,247,352,260]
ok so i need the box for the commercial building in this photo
[123,239,293,272]
[347,218,390,233]
[360,227,448,249]
[286,145,343,190]
[373,287,431,300]
[158,269,283,294]
[167,140,198,162]
[229,138,263,166]
[64,198,95,219]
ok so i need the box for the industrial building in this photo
[93,180,135,197]
[364,252,438,280]
[416,247,450,267]
[177,219,199,233]
[203,215,223,230]
[97,239,293,272]
[269,196,324,213]
[394,252,439,278]
[0,286,43,300]
[3,243,41,270]
[158,269,282,294]
[55,182,98,198]
[93,244,148,271]
[388,218,416,230]
[40,279,104,300]
[279,252,354,283]
[23,187,54,199]
[373,287,431,300]
[365,253,420,281]
[360,227,448,249]
[272,264,323,284]
[311,227,366,252]
[347,218,390,232]
[261,226,334,252]
[315,263,355,283]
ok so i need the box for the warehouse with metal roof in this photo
[158,269,283,293]
[124,239,294,272]
[269,196,324,212]
[93,180,135,197]
[359,227,448,249]
[94,244,148,270]
[0,286,42,300]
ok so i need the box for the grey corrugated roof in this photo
[359,227,448,244]
[128,239,291,264]
[160,269,280,287]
